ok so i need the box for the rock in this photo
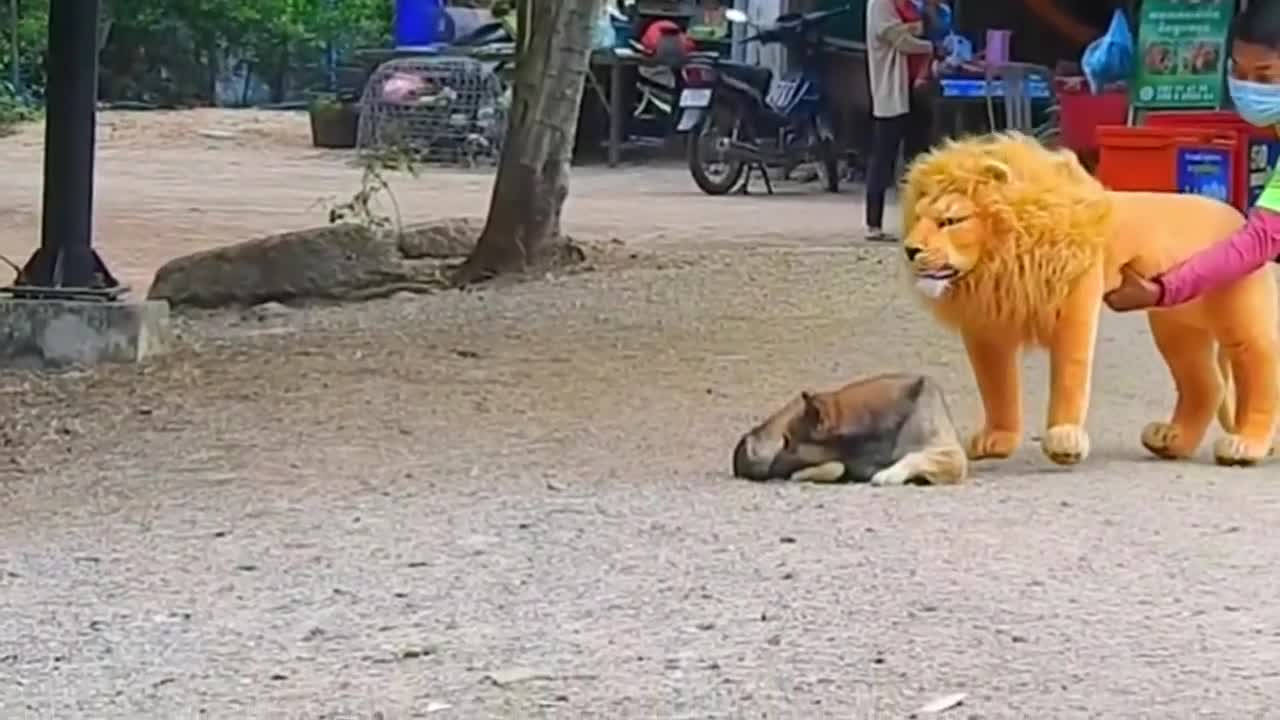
[398,645,436,660]
[397,218,484,259]
[148,223,442,309]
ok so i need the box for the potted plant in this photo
[308,93,359,149]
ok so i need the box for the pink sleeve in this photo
[1156,208,1280,307]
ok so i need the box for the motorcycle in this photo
[676,6,850,195]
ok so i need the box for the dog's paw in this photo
[1213,434,1270,467]
[869,466,910,487]
[1041,424,1089,466]
[966,429,1020,460]
[788,461,847,483]
[1140,421,1194,459]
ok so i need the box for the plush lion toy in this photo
[899,132,1279,467]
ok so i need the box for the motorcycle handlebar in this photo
[732,5,853,48]
[809,5,855,20]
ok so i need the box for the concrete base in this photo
[0,298,172,369]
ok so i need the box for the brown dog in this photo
[732,373,968,486]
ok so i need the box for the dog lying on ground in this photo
[732,373,968,486]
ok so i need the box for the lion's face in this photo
[897,133,1112,323]
[901,191,987,299]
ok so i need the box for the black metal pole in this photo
[21,0,117,291]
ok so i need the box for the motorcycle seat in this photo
[715,60,772,96]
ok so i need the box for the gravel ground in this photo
[4,111,1280,719]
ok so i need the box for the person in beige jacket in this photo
[864,0,935,241]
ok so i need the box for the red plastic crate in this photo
[1144,110,1267,138]
[1056,83,1129,154]
[1142,110,1276,211]
[1096,125,1240,201]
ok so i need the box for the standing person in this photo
[864,0,935,242]
[1103,1,1280,312]
[901,1,949,163]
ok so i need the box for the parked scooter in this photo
[676,6,850,195]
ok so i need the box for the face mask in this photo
[1228,74,1280,128]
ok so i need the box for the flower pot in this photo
[309,101,359,149]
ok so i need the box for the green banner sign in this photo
[1131,0,1236,109]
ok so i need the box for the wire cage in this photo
[356,55,508,167]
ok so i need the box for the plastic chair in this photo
[984,61,1054,134]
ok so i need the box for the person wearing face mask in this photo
[1105,1,1280,312]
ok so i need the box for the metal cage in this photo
[356,55,509,167]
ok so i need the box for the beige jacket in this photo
[866,0,933,118]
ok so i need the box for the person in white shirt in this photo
[864,0,935,242]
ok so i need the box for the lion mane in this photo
[901,132,1112,341]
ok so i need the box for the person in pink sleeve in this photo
[1105,3,1280,312]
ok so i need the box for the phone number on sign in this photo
[1146,82,1217,103]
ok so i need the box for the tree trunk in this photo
[453,0,601,284]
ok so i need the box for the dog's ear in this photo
[904,376,927,402]
[979,158,1012,184]
[800,391,828,431]
[800,390,817,412]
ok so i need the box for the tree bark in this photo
[453,0,601,284]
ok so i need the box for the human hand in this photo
[905,20,924,36]
[1104,265,1163,312]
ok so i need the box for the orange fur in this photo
[902,132,1111,343]
[901,132,1278,466]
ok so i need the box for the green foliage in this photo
[308,91,342,111]
[1,0,52,92]
[3,0,391,103]
[0,81,38,136]
[173,0,390,66]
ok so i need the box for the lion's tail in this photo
[1216,345,1236,433]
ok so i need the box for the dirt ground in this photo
[4,110,1280,719]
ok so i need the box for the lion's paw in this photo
[966,429,1020,460]
[1213,434,1270,467]
[1041,424,1089,466]
[1140,422,1194,459]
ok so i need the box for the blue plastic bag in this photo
[940,33,973,69]
[1082,9,1134,94]
[911,0,953,45]
[592,5,618,50]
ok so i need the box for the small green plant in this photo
[0,82,39,136]
[324,141,421,234]
[308,92,343,113]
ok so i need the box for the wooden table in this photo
[932,74,1054,140]
[588,48,670,167]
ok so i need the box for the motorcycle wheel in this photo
[688,104,746,196]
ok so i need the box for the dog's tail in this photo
[1216,345,1235,433]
